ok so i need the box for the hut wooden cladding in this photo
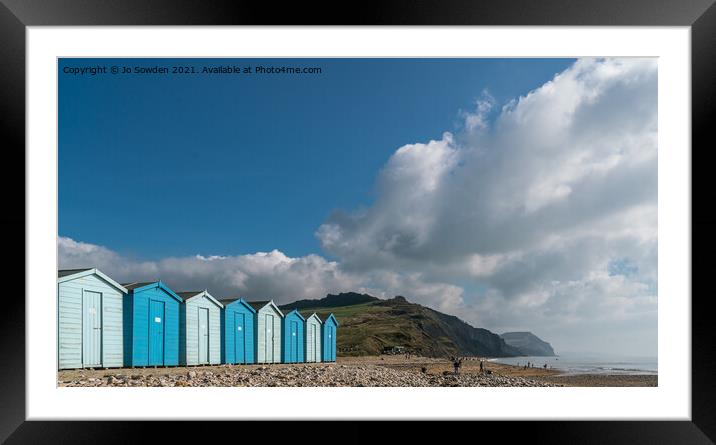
[57,268,338,369]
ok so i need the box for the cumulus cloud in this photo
[315,58,657,355]
[60,58,658,355]
[59,237,361,304]
[58,237,463,312]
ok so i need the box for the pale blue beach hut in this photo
[177,290,223,366]
[304,312,322,363]
[248,301,283,364]
[57,268,127,369]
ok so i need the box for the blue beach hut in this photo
[282,309,305,363]
[248,301,283,364]
[177,290,223,366]
[322,313,338,362]
[57,268,127,369]
[220,298,256,365]
[122,281,182,367]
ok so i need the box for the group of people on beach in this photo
[449,356,487,375]
[518,361,550,370]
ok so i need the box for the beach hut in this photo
[248,301,283,364]
[304,312,322,363]
[57,268,127,369]
[282,309,305,363]
[220,298,256,365]
[177,290,223,366]
[122,281,181,367]
[322,313,339,362]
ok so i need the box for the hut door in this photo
[307,324,313,362]
[290,320,299,362]
[82,290,102,367]
[148,300,165,366]
[198,307,209,364]
[234,312,245,363]
[265,313,274,362]
[311,325,318,362]
[327,326,334,361]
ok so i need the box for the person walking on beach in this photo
[479,360,484,373]
[453,357,462,375]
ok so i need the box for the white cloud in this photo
[315,58,658,355]
[58,237,464,312]
[59,237,359,304]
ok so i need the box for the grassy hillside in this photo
[283,294,521,358]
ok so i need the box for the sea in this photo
[489,354,658,376]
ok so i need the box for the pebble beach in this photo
[57,355,656,387]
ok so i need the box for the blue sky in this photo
[59,58,574,260]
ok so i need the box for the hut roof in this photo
[219,297,257,313]
[120,281,183,302]
[122,282,155,290]
[285,308,306,321]
[304,312,323,324]
[247,300,270,311]
[247,300,284,317]
[58,268,128,294]
[176,290,223,308]
[58,268,92,278]
[323,313,339,326]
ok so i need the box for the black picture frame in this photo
[3,0,713,442]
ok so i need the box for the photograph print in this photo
[57,57,657,388]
